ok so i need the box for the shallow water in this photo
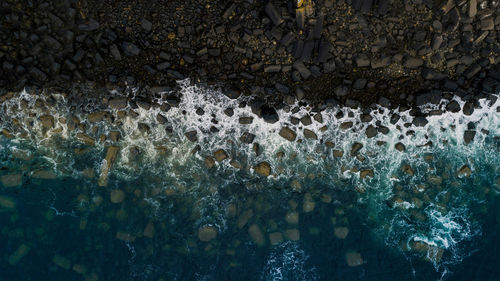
[0,81,499,280]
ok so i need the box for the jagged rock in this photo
[240,132,255,144]
[458,165,472,177]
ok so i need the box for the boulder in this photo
[255,162,271,177]
[279,127,297,141]
[213,149,228,162]
[350,142,363,156]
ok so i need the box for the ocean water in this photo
[0,80,499,281]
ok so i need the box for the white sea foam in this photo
[1,81,499,274]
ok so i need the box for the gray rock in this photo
[353,78,367,89]
[141,19,152,31]
[422,69,446,80]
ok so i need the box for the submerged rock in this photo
[285,228,300,241]
[98,146,120,187]
[457,165,472,177]
[395,142,405,152]
[110,189,125,203]
[255,161,271,177]
[346,251,363,267]
[8,244,30,265]
[1,174,22,187]
[198,225,217,242]
[248,224,266,246]
[334,227,349,239]
[269,232,284,245]
[360,169,374,179]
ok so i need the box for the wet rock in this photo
[224,88,241,100]
[265,3,282,26]
[446,101,461,112]
[198,225,217,242]
[333,150,344,157]
[213,149,228,162]
[340,122,353,129]
[255,162,271,177]
[98,146,120,187]
[346,251,363,267]
[87,111,108,123]
[334,227,349,239]
[248,224,266,246]
[350,142,363,156]
[360,169,374,179]
[1,174,22,187]
[365,125,377,138]
[261,106,279,124]
[239,117,254,124]
[76,133,95,145]
[40,115,55,129]
[462,102,474,116]
[457,165,472,177]
[109,131,121,142]
[185,130,197,142]
[240,132,256,144]
[463,130,476,144]
[303,129,318,140]
[300,115,312,126]
[422,69,446,80]
[204,156,215,168]
[109,98,128,109]
[279,127,297,141]
[412,116,428,127]
[31,170,57,180]
[293,61,311,79]
[395,142,405,152]
[110,189,125,203]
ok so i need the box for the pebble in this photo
[255,162,271,177]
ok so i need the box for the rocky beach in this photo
[0,1,499,281]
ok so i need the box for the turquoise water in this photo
[0,82,499,280]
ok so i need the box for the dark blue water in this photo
[0,85,498,280]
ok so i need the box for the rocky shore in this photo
[1,0,499,116]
